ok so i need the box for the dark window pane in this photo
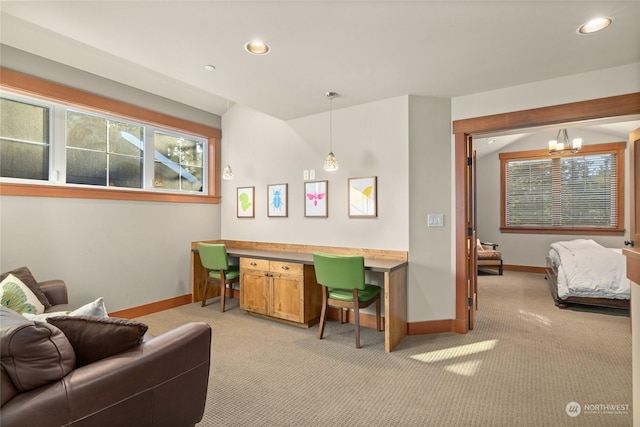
[0,139,49,180]
[66,149,107,186]
[0,98,50,180]
[109,154,142,188]
[154,132,203,192]
[67,111,107,151]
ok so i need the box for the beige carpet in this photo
[136,272,632,426]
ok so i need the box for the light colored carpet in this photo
[136,272,632,426]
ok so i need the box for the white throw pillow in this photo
[22,297,108,321]
[1,273,45,314]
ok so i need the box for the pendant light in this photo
[548,128,583,155]
[222,99,234,180]
[323,91,338,171]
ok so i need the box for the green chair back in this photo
[312,252,366,291]
[197,243,230,271]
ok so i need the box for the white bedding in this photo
[549,239,630,300]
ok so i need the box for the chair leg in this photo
[219,270,226,313]
[499,261,504,275]
[201,281,209,307]
[376,296,381,332]
[318,287,328,340]
[354,307,360,349]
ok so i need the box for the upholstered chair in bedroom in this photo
[477,240,503,275]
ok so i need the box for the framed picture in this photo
[267,183,288,217]
[348,176,377,218]
[304,180,328,217]
[237,186,255,218]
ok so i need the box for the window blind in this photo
[505,153,617,228]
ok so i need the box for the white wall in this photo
[220,97,410,250]
[0,196,221,311]
[476,128,632,267]
[408,96,455,320]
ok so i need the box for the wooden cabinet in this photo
[239,257,322,327]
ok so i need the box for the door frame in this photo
[452,92,640,333]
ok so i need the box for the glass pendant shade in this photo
[324,152,338,171]
[222,164,234,180]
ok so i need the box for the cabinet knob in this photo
[251,262,257,266]
[281,265,290,270]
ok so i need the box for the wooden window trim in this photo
[0,68,221,204]
[499,141,626,235]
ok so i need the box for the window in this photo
[0,68,220,203]
[66,110,144,188]
[0,97,50,180]
[500,142,625,234]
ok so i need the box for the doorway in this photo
[452,92,640,333]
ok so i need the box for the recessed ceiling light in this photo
[204,65,216,71]
[245,41,270,55]
[577,17,614,34]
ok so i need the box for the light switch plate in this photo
[428,213,444,227]
[303,170,309,180]
[310,169,316,179]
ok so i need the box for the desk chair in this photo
[312,252,381,348]
[197,243,240,312]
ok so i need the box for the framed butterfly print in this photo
[304,180,328,217]
[237,186,255,218]
[349,176,377,218]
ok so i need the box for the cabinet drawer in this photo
[240,257,270,270]
[270,261,303,275]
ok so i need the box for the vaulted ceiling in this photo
[1,1,639,123]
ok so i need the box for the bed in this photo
[545,239,630,309]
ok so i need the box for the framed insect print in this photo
[267,183,288,217]
[304,180,328,217]
[237,186,255,218]
[348,176,377,218]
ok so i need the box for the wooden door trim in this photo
[453,92,640,334]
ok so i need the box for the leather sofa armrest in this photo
[38,280,68,306]
[0,322,212,427]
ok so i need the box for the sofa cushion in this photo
[0,274,45,315]
[0,266,51,309]
[47,316,148,367]
[23,297,108,322]
[0,307,75,392]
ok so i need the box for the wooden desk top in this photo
[224,247,407,273]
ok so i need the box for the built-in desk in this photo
[191,240,408,352]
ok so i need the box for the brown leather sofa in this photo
[1,280,212,427]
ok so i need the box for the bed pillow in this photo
[0,266,51,309]
[46,316,148,367]
[22,297,108,322]
[0,274,46,315]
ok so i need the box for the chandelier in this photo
[548,129,582,155]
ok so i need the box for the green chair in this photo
[312,252,382,348]
[197,243,240,312]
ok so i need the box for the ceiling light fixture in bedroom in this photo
[323,91,338,171]
[548,129,582,155]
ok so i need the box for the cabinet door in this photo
[240,269,269,314]
[269,261,304,322]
